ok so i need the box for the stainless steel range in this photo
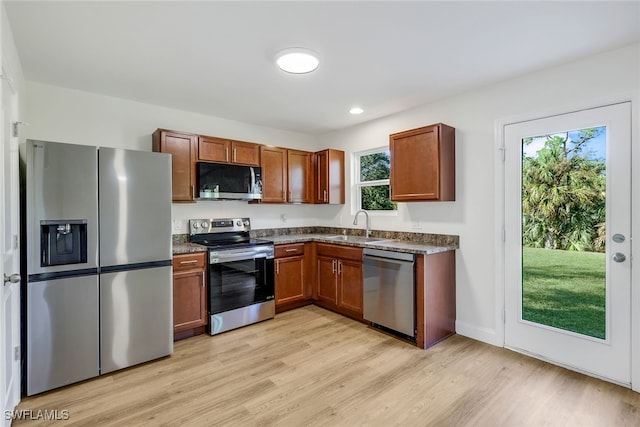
[188,218,275,335]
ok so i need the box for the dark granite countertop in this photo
[172,243,207,255]
[173,226,458,256]
[268,234,456,255]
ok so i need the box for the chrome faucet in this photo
[353,210,371,238]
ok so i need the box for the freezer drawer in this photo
[27,275,99,395]
[100,266,173,374]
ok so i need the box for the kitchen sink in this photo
[323,235,389,244]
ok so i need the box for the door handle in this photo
[612,234,625,243]
[276,260,280,275]
[337,260,342,275]
[331,260,336,274]
[612,253,626,263]
[225,147,229,162]
[4,273,20,285]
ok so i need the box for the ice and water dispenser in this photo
[40,220,88,267]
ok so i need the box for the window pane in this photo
[521,126,606,339]
[360,151,390,182]
[361,185,397,211]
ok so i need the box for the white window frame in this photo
[353,147,397,215]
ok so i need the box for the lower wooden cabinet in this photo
[275,243,312,312]
[315,243,363,320]
[274,241,456,350]
[316,255,337,305]
[337,258,363,314]
[173,252,207,340]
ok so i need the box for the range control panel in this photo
[189,217,250,235]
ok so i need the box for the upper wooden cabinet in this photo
[154,127,343,205]
[198,135,260,166]
[389,123,455,202]
[287,150,313,203]
[198,136,228,163]
[260,146,288,203]
[260,147,312,204]
[314,149,345,204]
[152,129,197,202]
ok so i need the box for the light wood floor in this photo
[15,305,640,426]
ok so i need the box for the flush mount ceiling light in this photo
[275,48,319,74]
[349,107,364,115]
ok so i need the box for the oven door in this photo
[208,246,275,314]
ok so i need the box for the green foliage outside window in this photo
[522,128,605,252]
[358,151,397,211]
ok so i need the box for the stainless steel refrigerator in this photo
[21,140,173,396]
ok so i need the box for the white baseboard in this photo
[455,320,502,347]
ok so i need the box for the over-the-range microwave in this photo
[196,162,262,201]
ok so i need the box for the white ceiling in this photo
[5,1,640,135]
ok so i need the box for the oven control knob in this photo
[236,220,242,227]
[243,219,249,226]
[192,222,200,229]
[201,221,209,229]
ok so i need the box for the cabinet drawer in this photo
[316,243,362,261]
[275,243,305,258]
[173,252,206,271]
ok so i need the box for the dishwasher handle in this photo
[363,254,415,266]
[363,248,415,263]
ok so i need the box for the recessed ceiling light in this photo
[349,107,364,115]
[275,48,319,74]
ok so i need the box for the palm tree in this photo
[522,129,605,252]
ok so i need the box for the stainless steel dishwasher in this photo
[363,248,416,339]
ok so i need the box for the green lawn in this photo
[522,247,606,339]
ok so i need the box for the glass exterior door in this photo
[504,103,631,385]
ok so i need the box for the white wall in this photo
[1,0,24,117]
[318,43,640,345]
[23,82,326,231]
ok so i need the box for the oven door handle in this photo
[211,251,271,263]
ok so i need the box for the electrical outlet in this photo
[411,222,422,230]
[173,220,183,232]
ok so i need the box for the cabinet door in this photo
[260,146,287,203]
[390,123,455,201]
[316,255,337,306]
[153,130,197,202]
[315,150,329,203]
[275,256,305,306]
[231,140,260,166]
[173,269,207,333]
[337,259,363,315]
[199,136,230,163]
[315,149,345,204]
[287,149,312,203]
